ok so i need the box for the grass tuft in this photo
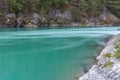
[103,53,112,58]
[112,53,120,59]
[104,61,113,68]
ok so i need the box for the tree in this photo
[9,0,23,17]
[87,0,102,18]
[103,0,120,18]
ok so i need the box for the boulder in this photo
[31,13,40,25]
[17,17,23,26]
[5,13,16,19]
[25,23,38,28]
[99,7,118,22]
[49,9,71,20]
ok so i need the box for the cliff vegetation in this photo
[0,0,120,27]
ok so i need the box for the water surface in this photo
[0,27,119,80]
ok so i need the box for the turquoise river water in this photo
[0,27,119,80]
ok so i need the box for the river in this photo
[0,27,119,80]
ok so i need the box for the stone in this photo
[80,34,120,80]
[99,7,118,22]
[5,13,16,19]
[25,23,38,28]
[31,13,41,25]
[49,9,71,20]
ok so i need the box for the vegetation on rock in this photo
[104,61,113,68]
[103,53,112,58]
[0,0,120,27]
[115,43,120,53]
[112,53,120,59]
[104,0,120,18]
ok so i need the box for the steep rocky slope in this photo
[80,34,120,80]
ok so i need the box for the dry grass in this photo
[103,53,112,58]
[112,53,120,59]
[104,61,113,68]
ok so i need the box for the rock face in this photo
[25,23,37,28]
[99,7,118,21]
[49,9,71,20]
[80,34,120,80]
[31,13,41,25]
[2,8,120,27]
[5,13,16,19]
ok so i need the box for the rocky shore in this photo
[79,34,120,80]
[0,7,119,28]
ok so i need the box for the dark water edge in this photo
[0,25,120,28]
[0,26,119,32]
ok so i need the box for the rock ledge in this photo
[80,34,120,80]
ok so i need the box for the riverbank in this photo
[79,34,120,80]
[0,6,119,28]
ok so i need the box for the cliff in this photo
[80,34,120,80]
[0,0,120,27]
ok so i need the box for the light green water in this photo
[0,27,119,80]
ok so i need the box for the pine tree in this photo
[104,0,120,18]
[9,0,23,17]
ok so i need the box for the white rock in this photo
[80,34,120,80]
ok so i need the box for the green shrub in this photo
[9,0,23,15]
[0,10,3,17]
[103,53,112,58]
[104,61,113,68]
[117,28,120,31]
[116,47,120,53]
[57,19,67,24]
[48,20,56,25]
[115,43,120,49]
[112,53,120,59]
[40,7,47,15]
[115,43,120,53]
[71,9,81,22]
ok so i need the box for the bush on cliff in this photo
[104,61,113,68]
[115,43,120,53]
[103,53,112,58]
[112,53,120,59]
